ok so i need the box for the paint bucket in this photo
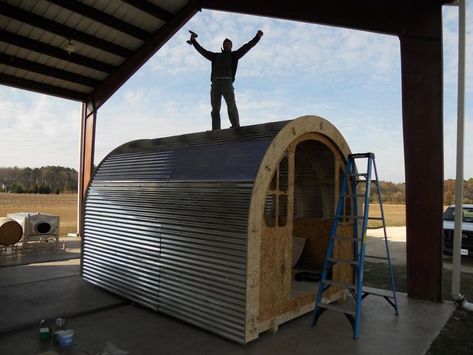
[56,329,74,347]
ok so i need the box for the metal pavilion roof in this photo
[0,0,197,107]
[0,0,453,110]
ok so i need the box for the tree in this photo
[11,184,24,193]
[0,166,78,193]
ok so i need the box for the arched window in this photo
[264,154,288,227]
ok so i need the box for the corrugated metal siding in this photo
[83,181,252,342]
[83,122,288,343]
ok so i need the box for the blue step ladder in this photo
[311,152,399,339]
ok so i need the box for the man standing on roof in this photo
[188,30,264,130]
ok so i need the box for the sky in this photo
[0,3,471,183]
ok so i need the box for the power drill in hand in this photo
[186,30,198,45]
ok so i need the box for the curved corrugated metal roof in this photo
[96,120,289,182]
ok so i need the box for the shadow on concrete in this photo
[0,262,127,335]
[0,292,454,355]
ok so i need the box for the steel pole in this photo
[452,0,466,298]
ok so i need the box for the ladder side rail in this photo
[353,156,373,339]
[350,159,360,296]
[372,160,399,314]
[351,160,360,262]
[312,159,353,323]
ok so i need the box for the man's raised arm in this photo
[233,30,264,59]
[191,38,216,61]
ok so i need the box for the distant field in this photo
[0,194,407,236]
[0,192,77,235]
[370,203,406,227]
[370,204,450,227]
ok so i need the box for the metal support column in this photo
[78,100,97,270]
[400,8,443,301]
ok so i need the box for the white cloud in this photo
[148,10,402,86]
[0,88,80,168]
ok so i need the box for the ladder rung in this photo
[363,286,396,299]
[350,178,378,184]
[349,173,367,179]
[349,153,374,159]
[350,216,384,221]
[328,257,359,266]
[331,236,362,242]
[346,193,367,198]
[365,255,389,260]
[317,302,355,316]
[354,179,377,184]
[323,279,356,290]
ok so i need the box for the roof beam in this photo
[0,73,86,101]
[44,0,152,40]
[0,53,100,88]
[200,0,443,38]
[0,29,115,74]
[0,2,132,58]
[122,0,174,22]
[87,1,199,114]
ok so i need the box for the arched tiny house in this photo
[82,115,354,343]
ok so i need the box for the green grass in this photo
[364,262,473,355]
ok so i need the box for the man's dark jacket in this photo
[192,35,260,82]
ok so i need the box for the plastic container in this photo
[57,329,74,347]
[39,327,50,341]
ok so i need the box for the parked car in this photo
[443,204,473,256]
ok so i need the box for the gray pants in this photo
[210,79,240,130]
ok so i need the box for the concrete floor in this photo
[0,236,81,267]
[0,259,454,355]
